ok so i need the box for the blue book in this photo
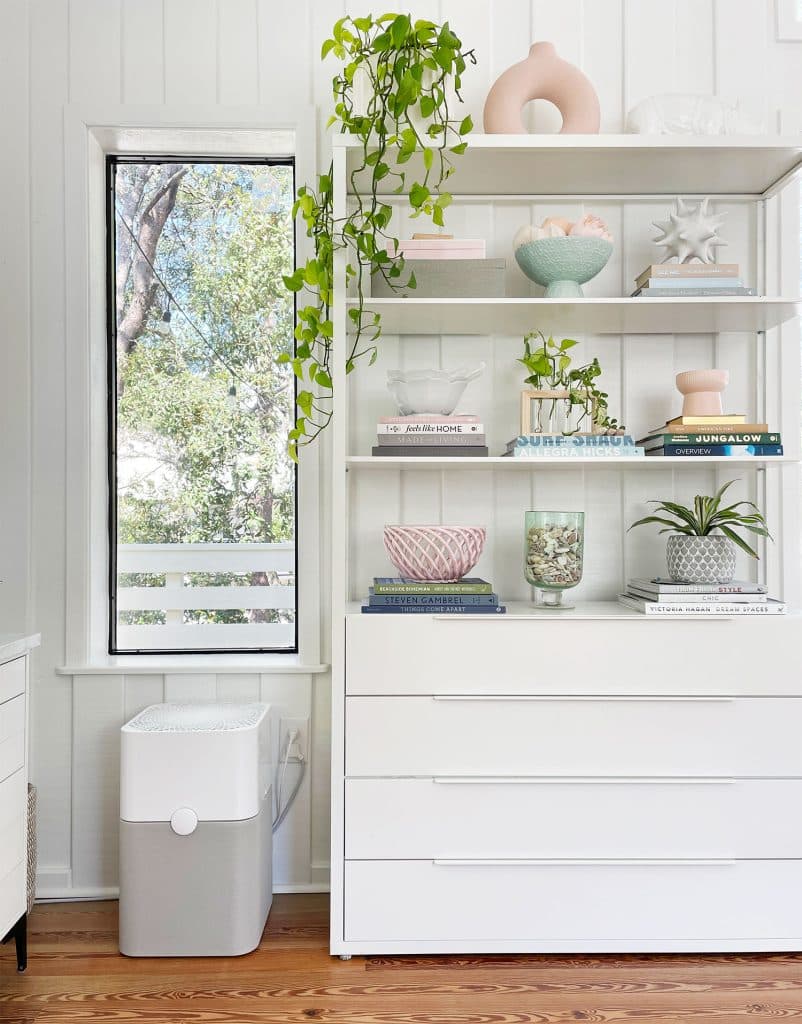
[647,444,783,457]
[361,604,507,615]
[368,591,499,606]
[508,434,635,450]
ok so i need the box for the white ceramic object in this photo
[653,197,726,264]
[387,364,486,416]
[626,94,762,135]
[675,368,729,417]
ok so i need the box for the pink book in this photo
[387,239,487,259]
[378,414,480,423]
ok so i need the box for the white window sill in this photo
[56,653,329,676]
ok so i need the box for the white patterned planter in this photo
[666,535,737,583]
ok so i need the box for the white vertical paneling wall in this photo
[0,0,798,898]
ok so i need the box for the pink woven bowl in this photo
[383,525,487,583]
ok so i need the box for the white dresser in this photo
[331,612,802,955]
[0,635,39,972]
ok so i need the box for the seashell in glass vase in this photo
[383,525,486,582]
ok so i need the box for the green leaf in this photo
[717,524,760,559]
[423,147,433,171]
[459,114,473,135]
[449,142,467,155]
[409,182,430,208]
[321,38,336,59]
[315,370,332,388]
[282,271,304,292]
[419,95,435,118]
[407,270,417,290]
[297,390,314,418]
[390,13,411,46]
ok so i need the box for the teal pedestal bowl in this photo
[514,236,613,298]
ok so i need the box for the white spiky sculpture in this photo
[652,197,726,264]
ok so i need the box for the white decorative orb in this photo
[652,197,726,264]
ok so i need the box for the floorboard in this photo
[1,897,802,1023]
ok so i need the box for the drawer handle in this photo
[431,776,737,786]
[432,859,738,867]
[430,695,735,703]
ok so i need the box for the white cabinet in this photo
[329,136,802,955]
[0,638,39,972]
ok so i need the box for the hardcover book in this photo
[377,433,487,446]
[633,287,755,297]
[377,422,485,434]
[361,604,507,614]
[628,577,768,595]
[638,433,780,446]
[367,591,499,606]
[645,444,783,457]
[619,594,785,615]
[625,586,767,604]
[636,277,744,289]
[373,577,493,595]
[378,414,480,424]
[507,434,636,449]
[507,446,645,458]
[371,445,489,457]
[635,263,739,287]
[667,415,747,425]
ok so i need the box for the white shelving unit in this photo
[329,135,802,956]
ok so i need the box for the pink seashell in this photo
[542,216,574,234]
[569,213,612,240]
[383,525,486,582]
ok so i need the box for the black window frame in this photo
[106,154,298,656]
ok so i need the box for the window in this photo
[107,157,297,653]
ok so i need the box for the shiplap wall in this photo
[0,0,800,898]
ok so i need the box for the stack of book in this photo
[631,263,754,298]
[619,578,785,615]
[503,434,645,458]
[638,415,783,458]
[372,415,488,458]
[361,577,506,614]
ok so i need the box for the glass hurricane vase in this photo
[523,511,585,609]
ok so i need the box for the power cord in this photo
[272,729,306,833]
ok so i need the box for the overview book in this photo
[619,594,786,615]
[373,577,493,595]
[645,444,783,457]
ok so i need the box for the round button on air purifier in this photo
[170,807,198,836]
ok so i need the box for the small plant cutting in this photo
[281,13,476,459]
[518,330,623,435]
[628,479,771,584]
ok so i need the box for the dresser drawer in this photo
[345,696,802,777]
[345,778,802,860]
[0,695,25,785]
[0,861,24,937]
[346,614,799,696]
[0,657,25,706]
[344,860,802,944]
[0,770,25,881]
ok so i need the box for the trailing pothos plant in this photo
[281,13,475,459]
[518,330,623,434]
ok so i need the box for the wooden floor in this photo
[1,896,802,1022]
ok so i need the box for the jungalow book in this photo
[638,433,780,446]
[619,594,786,615]
[373,577,493,595]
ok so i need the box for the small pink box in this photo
[388,238,487,260]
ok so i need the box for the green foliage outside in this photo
[114,162,295,629]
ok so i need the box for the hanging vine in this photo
[281,13,475,459]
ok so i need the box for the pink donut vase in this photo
[675,369,729,417]
[383,525,486,583]
[483,41,600,135]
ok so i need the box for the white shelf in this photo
[350,297,801,336]
[346,600,767,620]
[347,456,797,471]
[340,134,802,198]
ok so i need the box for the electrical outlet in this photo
[279,716,309,762]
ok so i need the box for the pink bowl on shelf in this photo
[383,525,487,583]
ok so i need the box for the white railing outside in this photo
[116,543,296,650]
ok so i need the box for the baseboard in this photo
[35,882,330,901]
